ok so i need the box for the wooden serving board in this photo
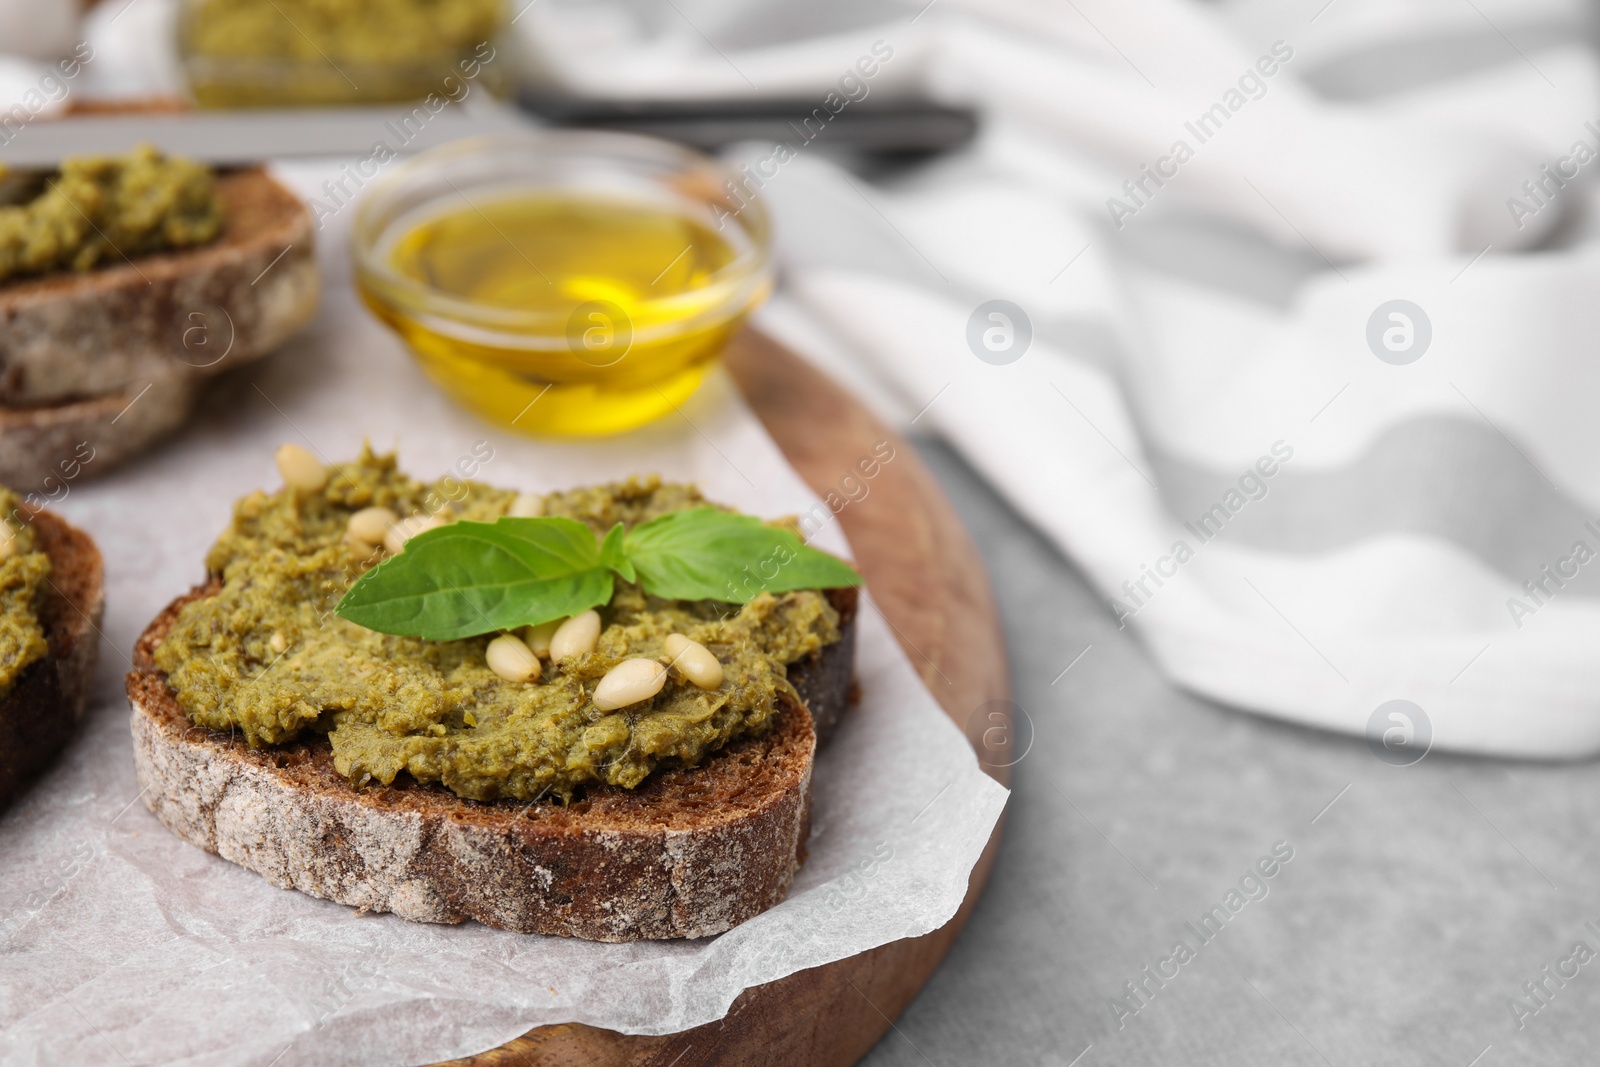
[438,329,1011,1067]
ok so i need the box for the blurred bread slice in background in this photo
[0,165,316,404]
[0,104,318,486]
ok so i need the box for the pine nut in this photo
[345,506,398,547]
[486,633,542,683]
[383,514,445,554]
[664,633,723,690]
[269,631,288,654]
[521,618,561,657]
[0,526,15,561]
[592,658,667,711]
[549,609,600,662]
[509,492,545,518]
[275,443,326,491]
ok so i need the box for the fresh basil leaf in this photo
[335,517,613,640]
[491,516,605,572]
[598,522,635,582]
[624,507,860,603]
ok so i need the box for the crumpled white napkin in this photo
[515,0,1600,757]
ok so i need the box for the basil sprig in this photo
[334,507,860,641]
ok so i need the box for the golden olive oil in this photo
[364,192,767,436]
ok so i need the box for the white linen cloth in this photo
[511,0,1600,759]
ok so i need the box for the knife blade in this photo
[520,93,979,155]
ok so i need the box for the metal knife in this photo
[520,93,979,156]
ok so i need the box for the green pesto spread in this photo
[0,490,52,695]
[154,451,841,803]
[0,145,224,284]
[185,0,504,64]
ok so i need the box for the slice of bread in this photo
[0,167,317,404]
[0,168,318,485]
[0,362,203,490]
[0,509,106,810]
[127,586,858,942]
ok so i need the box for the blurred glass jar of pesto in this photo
[177,0,510,108]
[353,131,774,437]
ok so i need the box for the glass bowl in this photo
[352,130,774,436]
[177,0,510,108]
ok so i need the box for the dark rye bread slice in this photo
[0,509,106,810]
[0,169,318,486]
[127,586,858,941]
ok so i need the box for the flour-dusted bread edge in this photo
[0,509,106,809]
[0,363,203,488]
[128,587,858,941]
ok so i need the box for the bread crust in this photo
[127,587,858,941]
[0,509,106,810]
[0,363,203,490]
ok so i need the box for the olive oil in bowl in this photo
[354,133,773,436]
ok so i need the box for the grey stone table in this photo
[862,439,1598,1067]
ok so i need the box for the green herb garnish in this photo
[334,508,860,641]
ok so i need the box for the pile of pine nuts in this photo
[484,609,726,711]
[481,610,600,685]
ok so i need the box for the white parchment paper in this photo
[0,163,1009,1066]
